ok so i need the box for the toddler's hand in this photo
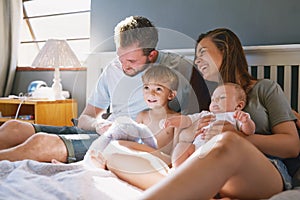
[162,116,185,128]
[95,120,112,135]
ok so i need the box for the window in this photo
[18,0,91,67]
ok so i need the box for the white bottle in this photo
[51,66,65,100]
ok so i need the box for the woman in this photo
[138,28,300,199]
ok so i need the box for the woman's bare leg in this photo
[0,132,68,162]
[107,153,167,190]
[0,120,35,149]
[100,141,169,190]
[142,132,283,199]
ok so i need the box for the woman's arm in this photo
[245,80,299,158]
[246,121,300,158]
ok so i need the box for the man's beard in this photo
[124,57,151,77]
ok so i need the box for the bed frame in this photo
[87,44,300,111]
[245,44,300,111]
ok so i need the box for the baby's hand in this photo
[234,110,250,123]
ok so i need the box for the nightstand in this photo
[0,98,77,126]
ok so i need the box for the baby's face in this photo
[143,82,174,109]
[209,85,239,113]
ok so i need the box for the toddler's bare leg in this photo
[171,142,195,168]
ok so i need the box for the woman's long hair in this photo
[196,28,256,92]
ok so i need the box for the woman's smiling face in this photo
[194,37,223,82]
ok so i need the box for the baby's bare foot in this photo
[90,150,107,169]
[51,159,64,164]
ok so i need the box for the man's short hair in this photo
[114,16,158,55]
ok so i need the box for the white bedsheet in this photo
[1,159,299,200]
[0,159,142,200]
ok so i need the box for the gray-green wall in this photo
[91,0,300,51]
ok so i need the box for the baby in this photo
[164,83,256,168]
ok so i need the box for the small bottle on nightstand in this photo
[52,66,65,100]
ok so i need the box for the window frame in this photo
[19,0,91,68]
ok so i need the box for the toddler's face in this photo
[143,82,174,109]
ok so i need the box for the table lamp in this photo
[31,39,81,100]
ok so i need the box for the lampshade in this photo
[32,39,81,68]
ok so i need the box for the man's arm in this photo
[77,103,107,131]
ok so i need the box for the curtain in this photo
[0,0,22,97]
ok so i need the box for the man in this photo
[0,16,210,163]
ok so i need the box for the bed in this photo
[1,44,300,199]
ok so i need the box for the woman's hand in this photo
[194,114,216,136]
[201,120,237,141]
[292,110,300,129]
